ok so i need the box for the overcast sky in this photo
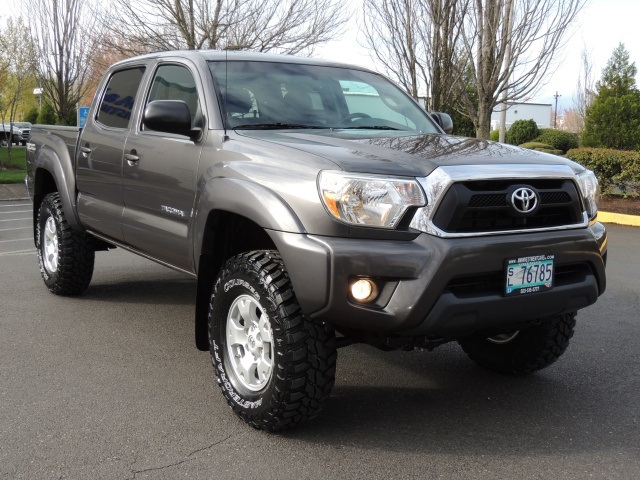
[316,0,640,112]
[4,0,637,113]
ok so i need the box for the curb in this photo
[597,211,640,227]
[0,183,29,201]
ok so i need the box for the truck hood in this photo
[236,130,582,177]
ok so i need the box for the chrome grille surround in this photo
[410,164,589,238]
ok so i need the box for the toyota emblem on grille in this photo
[511,187,538,214]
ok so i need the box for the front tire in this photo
[36,192,95,295]
[209,250,336,431]
[458,312,576,374]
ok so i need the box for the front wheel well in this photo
[194,210,277,350]
[34,167,58,201]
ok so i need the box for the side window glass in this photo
[96,67,145,129]
[145,65,200,130]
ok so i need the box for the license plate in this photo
[505,254,554,296]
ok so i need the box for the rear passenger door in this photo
[121,61,205,272]
[76,66,146,242]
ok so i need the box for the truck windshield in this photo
[209,61,439,134]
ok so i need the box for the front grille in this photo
[432,179,583,234]
[469,194,506,208]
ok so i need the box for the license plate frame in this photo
[505,254,555,296]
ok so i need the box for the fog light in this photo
[350,278,377,302]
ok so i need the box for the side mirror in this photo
[430,112,454,134]
[143,100,201,140]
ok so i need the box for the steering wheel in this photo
[339,112,371,124]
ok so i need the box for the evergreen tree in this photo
[37,102,58,125]
[582,43,640,150]
[24,107,39,124]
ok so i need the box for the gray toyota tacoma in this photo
[26,50,607,431]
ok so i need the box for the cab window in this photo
[96,67,146,129]
[145,64,201,131]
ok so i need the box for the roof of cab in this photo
[110,49,373,72]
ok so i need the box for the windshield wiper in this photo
[233,123,329,130]
[336,125,402,131]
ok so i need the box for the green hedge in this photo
[519,141,555,150]
[534,129,579,153]
[566,148,640,195]
[506,119,540,145]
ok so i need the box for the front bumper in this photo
[269,223,607,340]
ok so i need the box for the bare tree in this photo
[362,0,585,139]
[0,26,9,75]
[561,107,582,133]
[0,17,36,167]
[422,0,470,110]
[28,0,100,125]
[97,0,346,57]
[456,0,586,138]
[361,0,469,109]
[0,28,9,166]
[362,0,428,99]
[572,46,595,133]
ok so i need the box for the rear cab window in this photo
[96,67,146,129]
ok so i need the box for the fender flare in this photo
[32,140,82,231]
[192,177,306,263]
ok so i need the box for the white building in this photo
[491,102,552,131]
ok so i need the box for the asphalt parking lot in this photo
[1,200,639,479]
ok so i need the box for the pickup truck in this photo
[26,50,607,431]
[14,122,32,146]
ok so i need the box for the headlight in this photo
[576,169,599,220]
[318,171,426,228]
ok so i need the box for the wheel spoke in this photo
[258,313,272,343]
[256,355,272,383]
[227,323,248,347]
[239,297,256,324]
[45,218,56,237]
[229,299,247,329]
[236,355,257,383]
[251,307,262,326]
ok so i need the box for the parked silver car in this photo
[0,123,23,146]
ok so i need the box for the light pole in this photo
[33,87,43,111]
[553,91,561,129]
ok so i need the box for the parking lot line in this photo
[0,249,34,256]
[0,238,31,243]
[0,204,31,209]
[0,226,31,232]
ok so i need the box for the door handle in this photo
[125,152,139,166]
[80,146,91,157]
